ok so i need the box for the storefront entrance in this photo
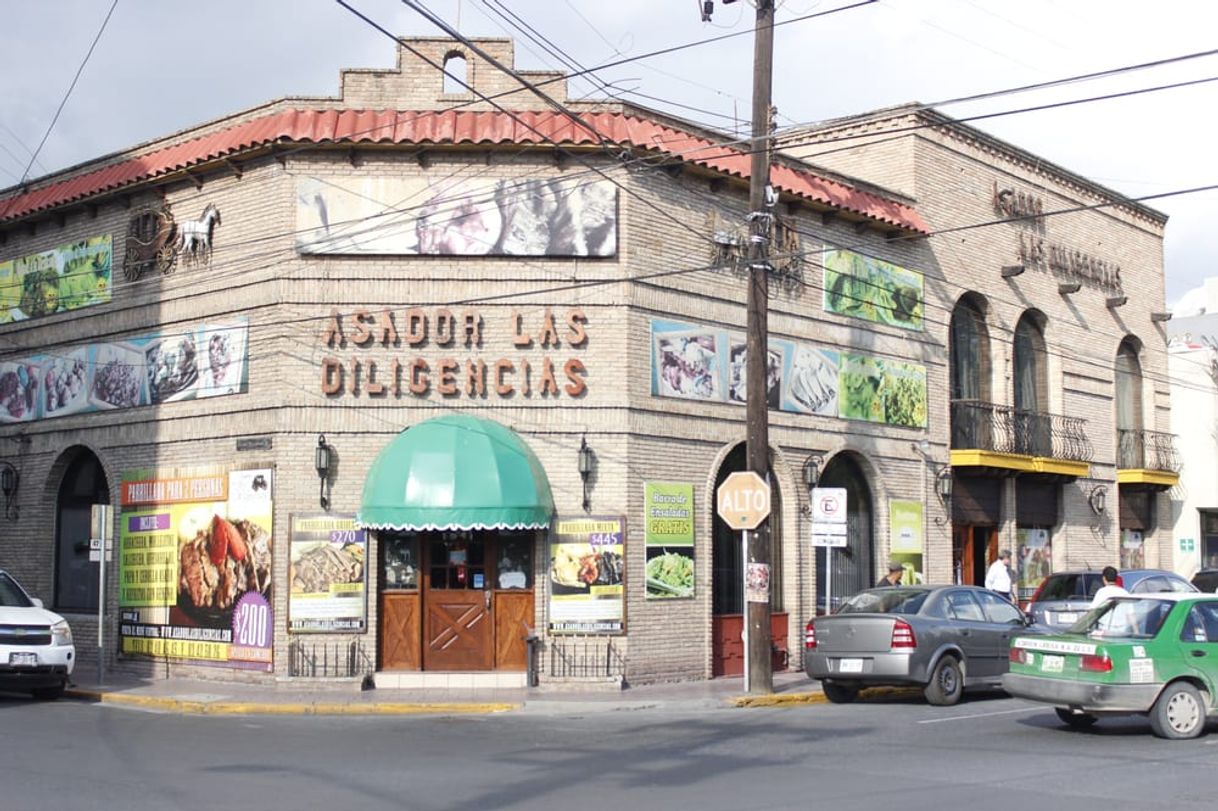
[359,413,553,677]
[378,530,537,672]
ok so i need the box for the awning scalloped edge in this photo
[355,520,551,532]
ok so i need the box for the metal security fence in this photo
[288,638,375,679]
[546,637,626,680]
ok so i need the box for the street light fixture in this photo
[0,461,18,521]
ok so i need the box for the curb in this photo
[65,688,519,716]
[729,685,920,708]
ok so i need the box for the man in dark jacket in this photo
[875,561,904,587]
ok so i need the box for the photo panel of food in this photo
[196,321,248,398]
[783,344,839,415]
[550,541,624,594]
[89,341,149,410]
[42,346,91,417]
[0,358,42,423]
[823,247,924,331]
[652,323,723,402]
[727,335,787,409]
[143,328,202,405]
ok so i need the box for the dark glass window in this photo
[949,297,989,401]
[1115,340,1143,431]
[381,534,419,590]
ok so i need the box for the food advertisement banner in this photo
[118,468,274,670]
[288,514,367,633]
[0,234,112,323]
[650,318,926,428]
[823,247,923,330]
[644,482,695,599]
[548,516,624,634]
[0,317,248,424]
[296,175,617,257]
[1016,527,1052,601]
[889,500,923,554]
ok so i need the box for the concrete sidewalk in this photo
[61,668,826,716]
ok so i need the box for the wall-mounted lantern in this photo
[315,434,332,511]
[578,436,594,512]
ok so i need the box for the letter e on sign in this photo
[716,471,771,530]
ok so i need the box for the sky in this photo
[1,0,1215,306]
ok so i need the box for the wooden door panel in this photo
[712,614,744,677]
[379,592,420,671]
[424,592,492,671]
[494,591,533,670]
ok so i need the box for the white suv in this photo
[0,568,75,699]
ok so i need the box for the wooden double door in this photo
[379,530,534,672]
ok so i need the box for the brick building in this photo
[0,39,1173,690]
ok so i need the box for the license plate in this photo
[1055,612,1078,625]
[839,658,864,673]
[1040,654,1064,673]
[9,652,37,667]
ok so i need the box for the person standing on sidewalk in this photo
[985,549,1016,603]
[875,561,904,587]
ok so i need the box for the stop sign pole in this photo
[716,471,772,693]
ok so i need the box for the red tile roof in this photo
[0,109,927,234]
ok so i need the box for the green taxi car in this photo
[1003,593,1218,739]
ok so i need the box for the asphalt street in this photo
[4,690,1218,811]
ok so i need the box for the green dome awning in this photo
[357,414,554,531]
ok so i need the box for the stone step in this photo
[373,671,527,689]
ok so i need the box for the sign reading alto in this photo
[716,471,771,530]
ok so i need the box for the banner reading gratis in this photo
[548,516,625,634]
[644,482,695,599]
[118,467,274,670]
[288,514,368,633]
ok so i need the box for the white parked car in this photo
[0,568,75,699]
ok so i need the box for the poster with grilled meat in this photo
[548,516,625,635]
[288,514,367,633]
[117,467,274,671]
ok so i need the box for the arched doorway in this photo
[815,453,872,613]
[711,443,784,676]
[53,448,110,612]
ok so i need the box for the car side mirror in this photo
[31,597,43,608]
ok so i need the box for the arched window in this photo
[1013,313,1050,455]
[54,449,109,611]
[949,296,991,449]
[1115,338,1145,467]
[442,52,468,95]
[815,454,873,613]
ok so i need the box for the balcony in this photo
[1117,428,1180,489]
[949,399,1092,477]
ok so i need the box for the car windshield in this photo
[1038,574,1101,600]
[0,573,34,608]
[839,589,928,615]
[1069,597,1173,639]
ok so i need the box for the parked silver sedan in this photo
[804,585,1038,706]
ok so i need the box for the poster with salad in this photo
[838,354,928,428]
[644,482,695,599]
[823,247,923,330]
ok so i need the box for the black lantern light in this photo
[578,436,594,512]
[802,454,822,490]
[936,466,953,502]
[315,434,332,511]
[0,461,18,521]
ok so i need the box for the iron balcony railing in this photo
[950,399,1092,462]
[1117,428,1181,473]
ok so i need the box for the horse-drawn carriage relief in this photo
[121,202,222,281]
[122,202,177,280]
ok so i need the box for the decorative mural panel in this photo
[295,175,617,257]
[0,234,112,323]
[0,317,248,424]
[823,248,923,330]
[649,318,927,428]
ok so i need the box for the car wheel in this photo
[31,683,65,701]
[1054,707,1098,729]
[924,656,963,706]
[1149,682,1206,740]
[822,681,860,704]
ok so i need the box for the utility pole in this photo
[704,0,776,694]
[744,0,776,696]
